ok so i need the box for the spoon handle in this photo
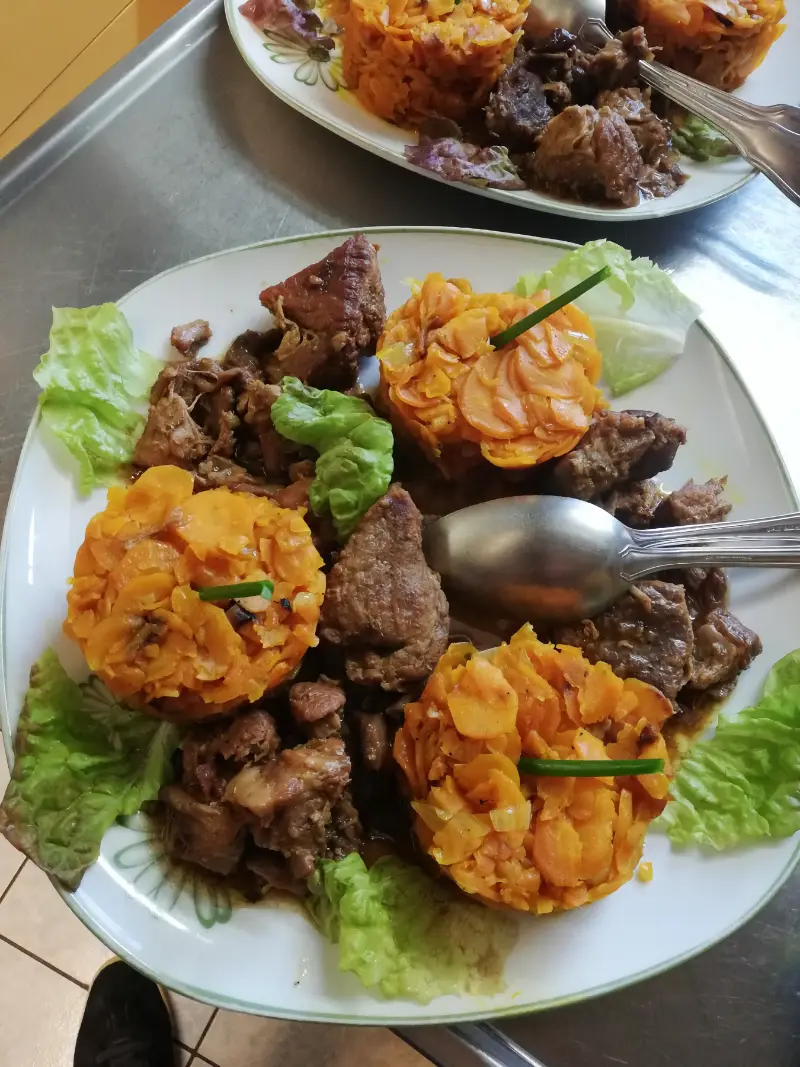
[635,512,800,544]
[623,533,800,579]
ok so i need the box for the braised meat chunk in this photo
[320,486,450,689]
[528,105,642,207]
[654,478,732,527]
[181,709,280,802]
[161,785,246,876]
[552,410,686,500]
[554,580,694,702]
[569,27,652,102]
[259,234,386,389]
[170,319,212,356]
[289,680,346,739]
[132,392,211,469]
[226,737,354,880]
[603,479,666,528]
[690,609,762,692]
[485,49,554,149]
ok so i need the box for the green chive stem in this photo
[197,580,274,602]
[518,757,664,778]
[490,266,613,349]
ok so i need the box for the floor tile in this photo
[175,1045,192,1066]
[0,753,25,896]
[0,860,111,984]
[199,1013,431,1067]
[166,992,215,1048]
[0,937,87,1067]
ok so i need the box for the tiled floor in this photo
[0,755,429,1067]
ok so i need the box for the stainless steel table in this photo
[1,3,798,1065]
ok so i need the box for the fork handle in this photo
[636,60,800,208]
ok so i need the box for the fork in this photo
[580,16,800,208]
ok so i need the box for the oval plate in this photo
[1,228,799,1024]
[225,0,799,222]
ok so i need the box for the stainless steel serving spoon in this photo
[423,496,800,624]
[528,0,800,208]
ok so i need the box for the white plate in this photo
[1,228,799,1025]
[225,0,799,221]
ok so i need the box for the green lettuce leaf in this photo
[516,241,701,397]
[658,650,800,850]
[0,650,180,890]
[672,116,738,162]
[33,304,160,493]
[307,852,517,1003]
[271,377,393,539]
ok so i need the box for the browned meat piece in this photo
[136,357,255,471]
[193,456,276,495]
[654,478,732,527]
[253,794,330,879]
[689,609,762,691]
[682,567,728,619]
[237,379,287,477]
[170,319,212,356]
[320,486,450,689]
[357,711,390,771]
[596,88,668,164]
[344,607,449,689]
[181,709,280,802]
[528,104,642,207]
[228,738,352,881]
[328,792,362,858]
[597,88,684,198]
[485,49,553,149]
[149,358,242,407]
[238,380,282,435]
[259,235,386,389]
[290,681,346,723]
[626,411,687,480]
[222,329,282,377]
[161,785,246,876]
[603,479,666,528]
[225,737,350,818]
[554,580,693,702]
[553,410,685,500]
[570,27,652,101]
[290,681,346,739]
[132,392,211,469]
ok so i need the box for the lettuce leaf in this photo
[0,650,180,890]
[33,304,160,493]
[516,241,701,397]
[271,377,393,539]
[658,650,800,850]
[672,116,738,162]
[307,852,517,1003]
[404,137,526,191]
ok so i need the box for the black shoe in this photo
[74,959,175,1067]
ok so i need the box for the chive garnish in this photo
[490,266,612,349]
[196,580,274,602]
[518,757,664,778]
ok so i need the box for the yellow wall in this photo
[0,0,189,159]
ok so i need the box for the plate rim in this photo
[1,224,797,1025]
[223,0,758,223]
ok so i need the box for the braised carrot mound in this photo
[394,625,673,912]
[377,273,604,475]
[64,465,325,714]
